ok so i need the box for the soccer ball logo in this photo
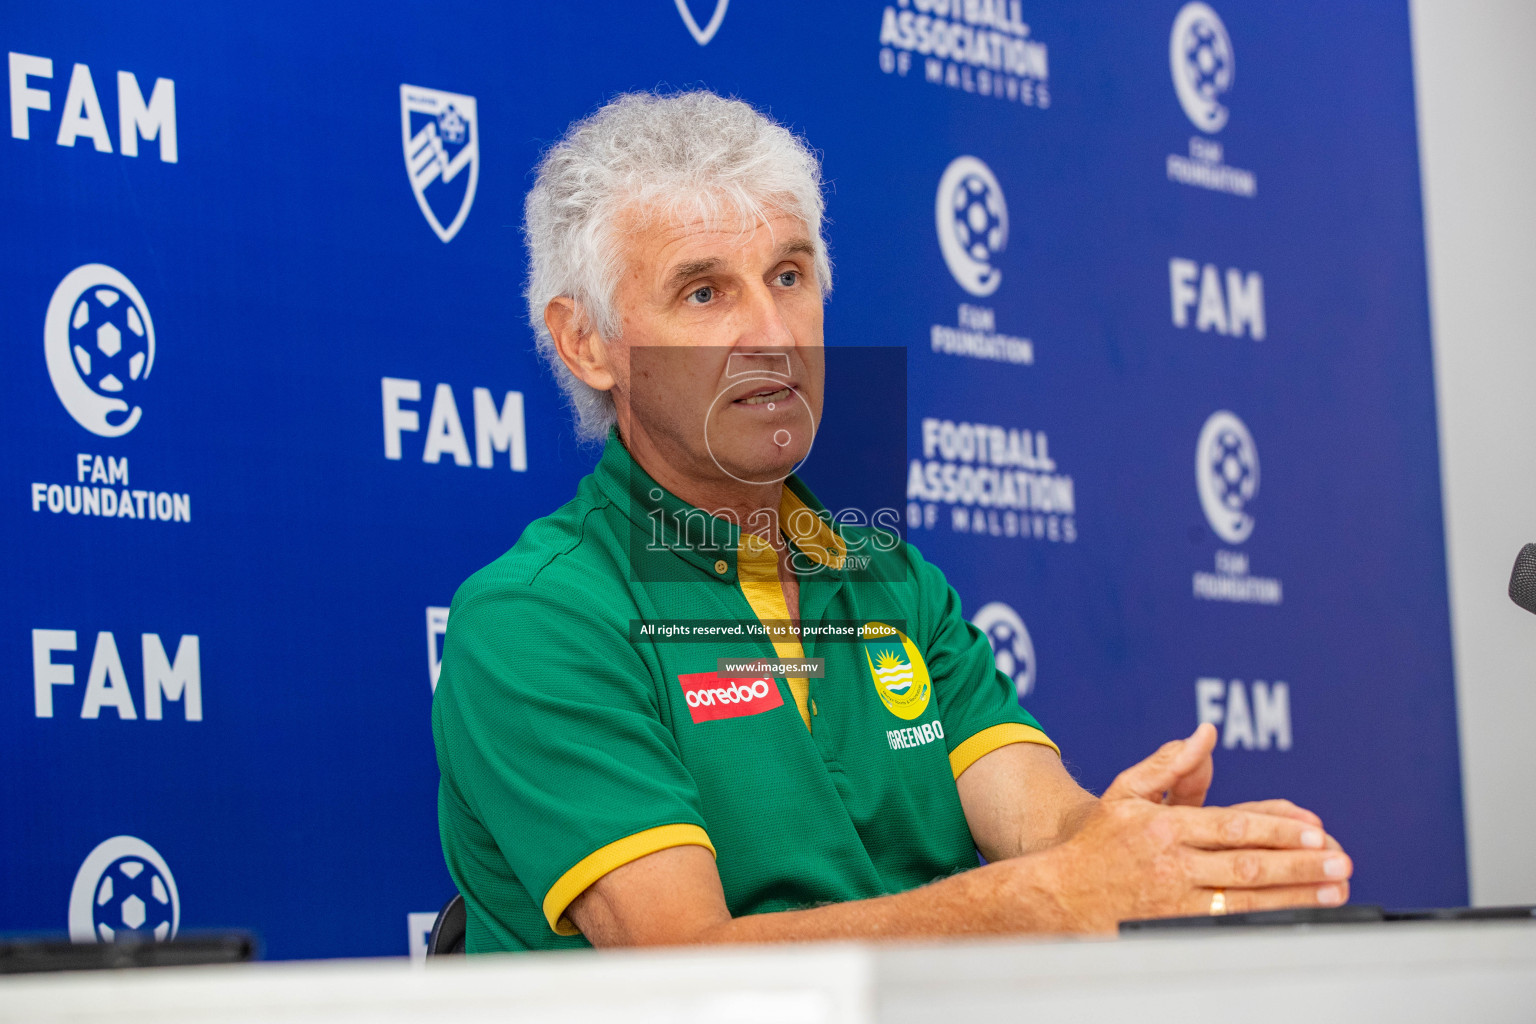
[934,155,1008,297]
[70,285,151,396]
[44,264,157,437]
[69,836,181,944]
[1196,410,1259,544]
[437,104,467,145]
[971,601,1036,698]
[1170,2,1234,132]
[90,855,176,941]
[952,174,1006,267]
[1211,429,1254,510]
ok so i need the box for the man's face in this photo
[606,205,825,489]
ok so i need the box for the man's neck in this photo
[619,427,787,544]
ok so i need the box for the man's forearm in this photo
[684,853,1078,946]
[1046,792,1100,850]
[957,743,1101,860]
[571,728,1349,949]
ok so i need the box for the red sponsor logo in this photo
[677,671,783,724]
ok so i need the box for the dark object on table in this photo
[0,932,257,974]
[1385,905,1536,922]
[1120,905,1386,933]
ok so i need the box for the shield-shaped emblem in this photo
[399,84,479,243]
[675,0,730,46]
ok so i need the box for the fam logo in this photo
[1192,412,1282,605]
[862,622,931,720]
[971,601,1034,698]
[69,836,180,943]
[33,629,203,720]
[400,85,478,243]
[1164,4,1255,197]
[1170,258,1265,340]
[45,265,155,437]
[35,266,193,524]
[382,377,528,470]
[1196,410,1257,544]
[1197,677,1292,750]
[928,158,1034,368]
[1170,2,1233,133]
[8,52,177,162]
[675,0,730,45]
[935,156,1007,298]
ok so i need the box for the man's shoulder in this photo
[832,525,937,585]
[453,488,629,617]
[828,528,958,641]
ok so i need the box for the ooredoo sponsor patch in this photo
[677,671,784,724]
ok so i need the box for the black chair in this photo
[426,893,466,956]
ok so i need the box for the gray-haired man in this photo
[431,91,1350,953]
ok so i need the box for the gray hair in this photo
[523,90,832,441]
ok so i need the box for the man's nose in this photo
[736,280,797,349]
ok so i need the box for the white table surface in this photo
[4,920,1535,1024]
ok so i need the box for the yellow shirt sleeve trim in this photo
[542,823,716,936]
[949,722,1061,780]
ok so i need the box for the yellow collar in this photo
[737,487,847,572]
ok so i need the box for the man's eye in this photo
[777,271,799,287]
[687,286,714,304]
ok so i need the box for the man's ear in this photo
[545,297,617,392]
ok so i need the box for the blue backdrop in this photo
[1,0,1463,959]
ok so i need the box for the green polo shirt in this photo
[432,431,1056,952]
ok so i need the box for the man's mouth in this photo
[733,385,795,406]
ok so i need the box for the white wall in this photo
[1411,0,1536,905]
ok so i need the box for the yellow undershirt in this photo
[737,531,812,729]
[733,488,848,731]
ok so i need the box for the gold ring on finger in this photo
[1209,889,1227,916]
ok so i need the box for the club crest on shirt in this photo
[861,623,931,720]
